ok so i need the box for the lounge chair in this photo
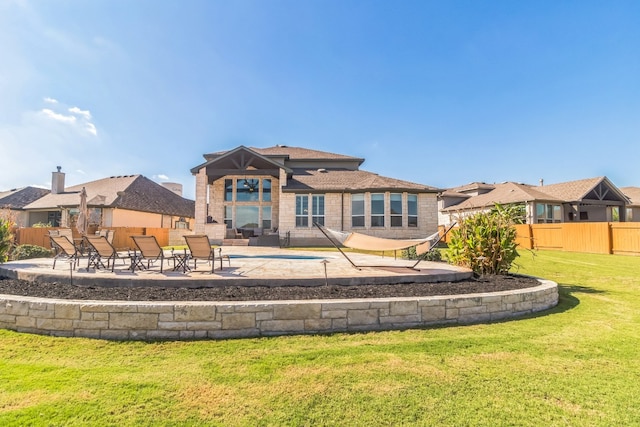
[83,235,127,272]
[98,229,115,244]
[49,235,82,270]
[184,235,230,272]
[130,235,175,273]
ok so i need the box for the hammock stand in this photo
[314,222,456,270]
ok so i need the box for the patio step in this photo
[222,238,250,246]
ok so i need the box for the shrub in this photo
[402,245,442,262]
[445,204,519,275]
[32,222,53,228]
[12,244,54,260]
[0,217,15,263]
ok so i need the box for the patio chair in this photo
[98,229,115,244]
[130,235,175,273]
[49,235,83,270]
[83,235,128,272]
[184,234,230,272]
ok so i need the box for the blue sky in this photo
[1,0,639,199]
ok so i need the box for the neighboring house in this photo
[439,181,563,225]
[620,187,640,222]
[191,145,440,246]
[0,186,51,227]
[440,176,631,225]
[21,168,195,230]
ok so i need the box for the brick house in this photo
[439,176,632,225]
[191,145,440,246]
[19,168,195,231]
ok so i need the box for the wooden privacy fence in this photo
[14,227,171,250]
[439,222,640,256]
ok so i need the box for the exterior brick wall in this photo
[280,192,439,246]
[0,280,558,340]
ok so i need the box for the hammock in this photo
[320,226,440,252]
[315,222,456,270]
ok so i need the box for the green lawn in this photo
[1,250,639,426]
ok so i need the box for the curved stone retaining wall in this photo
[0,280,558,340]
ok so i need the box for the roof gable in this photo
[536,176,629,203]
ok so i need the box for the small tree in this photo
[0,216,15,263]
[445,204,520,275]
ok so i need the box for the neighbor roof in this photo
[0,187,50,209]
[621,187,640,206]
[534,176,628,202]
[283,168,439,193]
[441,182,562,212]
[23,175,194,218]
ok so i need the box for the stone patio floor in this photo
[0,246,473,288]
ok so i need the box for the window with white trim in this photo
[312,195,325,226]
[371,193,385,227]
[407,194,418,227]
[352,193,365,227]
[536,203,562,223]
[296,195,309,227]
[390,193,402,227]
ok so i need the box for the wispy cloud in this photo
[41,108,77,124]
[39,101,98,136]
[155,174,170,181]
[68,106,91,120]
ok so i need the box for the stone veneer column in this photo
[194,169,208,234]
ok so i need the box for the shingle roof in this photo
[441,182,562,212]
[0,187,50,209]
[449,182,496,193]
[283,168,439,192]
[621,187,640,206]
[23,175,194,218]
[533,177,605,201]
[250,145,364,162]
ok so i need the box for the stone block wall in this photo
[0,280,558,340]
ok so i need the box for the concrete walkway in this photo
[0,246,472,288]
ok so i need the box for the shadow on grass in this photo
[518,282,605,320]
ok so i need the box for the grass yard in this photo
[1,250,639,426]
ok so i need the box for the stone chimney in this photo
[51,166,65,194]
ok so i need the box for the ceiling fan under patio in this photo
[243,178,259,193]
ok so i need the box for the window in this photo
[296,195,309,227]
[262,179,272,202]
[224,206,232,229]
[262,206,272,229]
[312,195,325,226]
[352,193,365,227]
[536,203,562,223]
[175,219,189,229]
[390,193,402,227]
[371,193,385,227]
[236,206,259,228]
[224,179,233,201]
[236,179,259,202]
[407,194,418,227]
[627,208,633,222]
